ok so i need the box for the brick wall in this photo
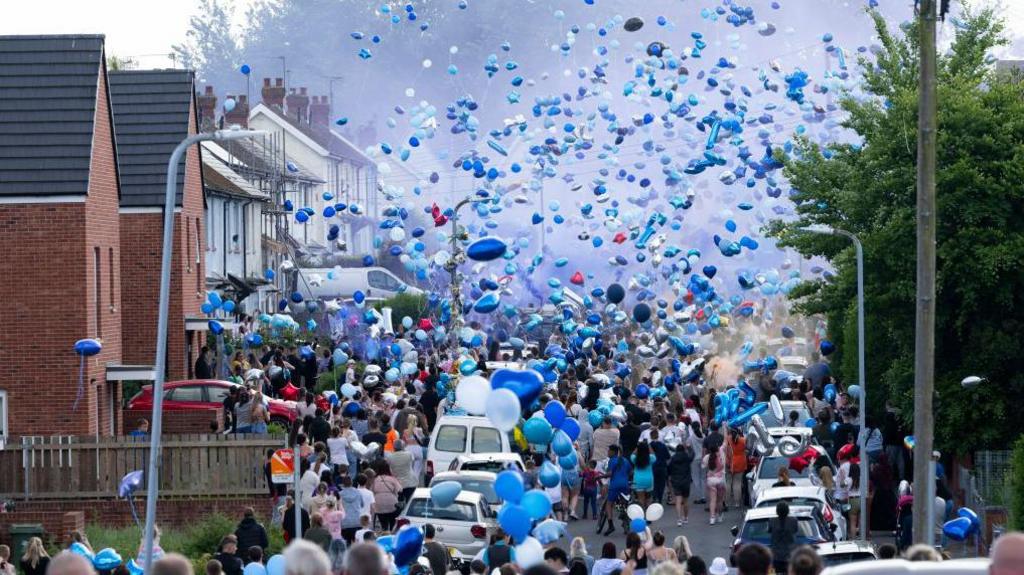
[122,407,223,434]
[0,60,122,437]
[0,497,269,548]
[119,96,206,381]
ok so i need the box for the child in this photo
[354,515,373,543]
[580,460,601,520]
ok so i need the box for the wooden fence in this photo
[0,434,286,499]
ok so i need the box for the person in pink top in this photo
[322,499,347,573]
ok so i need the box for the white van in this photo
[426,415,512,482]
[290,266,422,302]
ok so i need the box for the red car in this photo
[127,380,298,427]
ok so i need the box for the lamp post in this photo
[799,224,867,540]
[444,195,491,338]
[142,128,265,573]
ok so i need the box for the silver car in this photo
[755,485,847,541]
[814,541,877,567]
[398,488,497,560]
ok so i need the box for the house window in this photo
[108,248,115,312]
[0,390,7,439]
[94,247,102,336]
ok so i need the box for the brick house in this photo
[108,70,207,381]
[0,35,123,437]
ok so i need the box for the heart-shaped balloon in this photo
[490,368,544,407]
[392,525,425,567]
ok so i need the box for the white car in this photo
[822,558,988,574]
[426,415,512,481]
[754,485,847,540]
[747,447,835,502]
[779,355,809,374]
[448,453,525,474]
[430,470,501,512]
[760,401,814,429]
[814,541,876,567]
[398,488,496,561]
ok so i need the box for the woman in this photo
[726,428,747,508]
[401,419,426,479]
[702,445,725,525]
[632,441,655,507]
[836,446,859,538]
[671,536,692,565]
[649,429,671,505]
[250,390,270,434]
[561,451,581,521]
[371,461,403,532]
[848,462,863,540]
[622,532,648,575]
[327,426,349,476]
[688,422,706,505]
[668,438,694,526]
[646,531,676,570]
[773,467,794,488]
[568,537,594,575]
[19,538,48,575]
[234,389,254,433]
[297,392,318,421]
[591,542,625,575]
[307,482,336,515]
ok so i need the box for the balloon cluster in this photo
[943,507,981,542]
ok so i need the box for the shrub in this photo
[1010,436,1024,530]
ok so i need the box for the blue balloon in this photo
[558,449,578,470]
[957,507,981,534]
[244,563,267,575]
[498,504,532,542]
[551,430,573,457]
[201,302,215,314]
[820,340,836,356]
[92,548,122,571]
[266,555,286,575]
[491,368,544,406]
[74,338,102,356]
[377,535,395,553]
[431,480,462,507]
[560,418,581,441]
[635,384,650,399]
[633,303,652,323]
[473,292,501,313]
[630,517,647,533]
[727,402,768,428]
[544,401,567,427]
[824,383,837,403]
[208,320,224,335]
[495,470,525,503]
[521,490,553,520]
[70,542,94,560]
[118,470,144,498]
[943,517,972,542]
[392,525,425,567]
[588,410,605,428]
[539,461,561,488]
[466,237,508,261]
[523,417,554,445]
[354,290,366,304]
[606,283,625,304]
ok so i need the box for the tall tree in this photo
[173,0,242,87]
[767,7,1024,454]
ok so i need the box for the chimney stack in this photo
[286,87,310,124]
[309,95,330,131]
[261,77,285,110]
[224,94,249,128]
[197,85,218,132]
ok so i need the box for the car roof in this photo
[410,487,484,504]
[456,453,522,462]
[436,415,498,426]
[768,427,813,435]
[431,470,497,482]
[814,540,876,555]
[779,401,810,408]
[743,505,817,520]
[755,486,827,502]
[821,558,988,574]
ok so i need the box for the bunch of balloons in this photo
[942,507,981,542]
[493,470,552,567]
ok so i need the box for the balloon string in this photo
[73,354,85,411]
[128,494,141,529]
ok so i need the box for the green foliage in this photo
[1011,437,1024,530]
[766,6,1024,454]
[374,293,429,327]
[266,422,288,436]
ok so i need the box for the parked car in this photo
[397,488,496,569]
[754,485,847,541]
[447,453,525,474]
[815,541,877,567]
[747,447,834,502]
[759,401,813,428]
[429,471,501,512]
[730,505,836,554]
[127,380,297,427]
[426,415,512,481]
[822,558,988,574]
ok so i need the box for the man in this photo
[769,502,797,574]
[310,410,332,445]
[590,417,619,462]
[214,536,243,575]
[195,346,213,380]
[802,352,831,392]
[46,552,95,575]
[284,540,332,575]
[422,524,450,575]
[991,532,1024,575]
[234,508,269,559]
[619,413,642,458]
[544,547,570,574]
[735,543,772,575]
[223,387,240,433]
[419,381,441,431]
[153,554,195,575]
[362,419,387,447]
[787,546,822,575]
[480,529,515,572]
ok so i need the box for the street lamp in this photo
[798,223,868,540]
[445,194,491,338]
[142,128,266,573]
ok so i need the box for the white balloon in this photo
[645,503,664,522]
[485,388,521,432]
[455,375,490,415]
[627,504,645,521]
[770,395,784,422]
[514,537,544,568]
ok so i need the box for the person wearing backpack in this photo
[568,538,593,575]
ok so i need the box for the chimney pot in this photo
[300,87,307,96]
[309,94,331,132]
[275,78,283,86]
[224,92,249,128]
[197,85,218,131]
[204,86,214,95]
[263,78,271,87]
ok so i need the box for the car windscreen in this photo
[821,552,875,566]
[462,461,514,473]
[756,497,820,509]
[405,499,477,521]
[759,458,813,479]
[435,425,468,452]
[441,478,498,504]
[741,517,824,542]
[761,406,812,427]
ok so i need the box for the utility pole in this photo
[913,0,938,547]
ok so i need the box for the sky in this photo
[2,0,1024,68]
